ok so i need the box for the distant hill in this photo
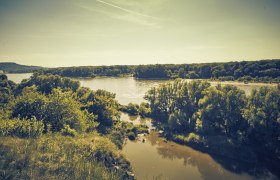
[0,62,44,73]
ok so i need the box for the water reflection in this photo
[78,77,170,105]
[122,114,278,180]
[121,113,154,131]
[123,131,257,180]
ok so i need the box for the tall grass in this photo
[0,133,133,179]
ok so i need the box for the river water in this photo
[76,77,277,105]
[6,74,279,180]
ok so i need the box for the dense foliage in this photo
[14,73,80,94]
[119,102,151,117]
[0,117,44,138]
[145,80,280,160]
[43,65,135,78]
[0,75,16,111]
[44,59,279,82]
[2,60,279,83]
[0,73,122,134]
[0,62,43,73]
[0,73,150,179]
[135,60,280,82]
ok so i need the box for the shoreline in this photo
[4,72,279,85]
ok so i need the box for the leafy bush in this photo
[11,87,98,133]
[185,133,201,143]
[0,117,44,138]
[61,124,77,137]
[172,133,202,145]
[138,102,151,117]
[119,103,139,115]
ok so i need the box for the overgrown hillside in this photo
[0,73,147,179]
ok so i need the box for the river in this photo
[6,74,279,180]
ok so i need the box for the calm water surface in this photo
[120,114,277,180]
[6,74,279,180]
[77,77,277,105]
[6,73,33,83]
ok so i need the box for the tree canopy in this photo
[145,79,280,158]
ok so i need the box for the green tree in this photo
[87,90,120,127]
[15,73,80,95]
[11,86,48,121]
[243,86,280,154]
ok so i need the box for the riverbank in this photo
[169,133,258,163]
[4,74,279,179]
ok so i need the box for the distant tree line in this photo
[145,79,280,162]
[43,65,135,78]
[135,60,280,82]
[42,59,280,82]
[2,60,280,82]
[0,62,44,73]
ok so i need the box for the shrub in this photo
[185,133,201,143]
[61,124,77,137]
[127,132,136,140]
[11,87,98,133]
[138,102,151,117]
[172,133,202,145]
[0,117,44,138]
[120,103,139,115]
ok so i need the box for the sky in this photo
[0,0,280,67]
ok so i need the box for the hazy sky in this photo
[0,0,280,67]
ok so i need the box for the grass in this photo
[0,133,134,179]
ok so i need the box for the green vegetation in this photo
[0,118,44,138]
[0,73,155,179]
[0,62,44,73]
[0,74,16,117]
[43,65,135,78]
[3,60,280,83]
[0,134,132,179]
[145,79,280,162]
[108,121,148,148]
[135,60,280,82]
[1,63,279,178]
[45,59,279,83]
[119,102,151,117]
